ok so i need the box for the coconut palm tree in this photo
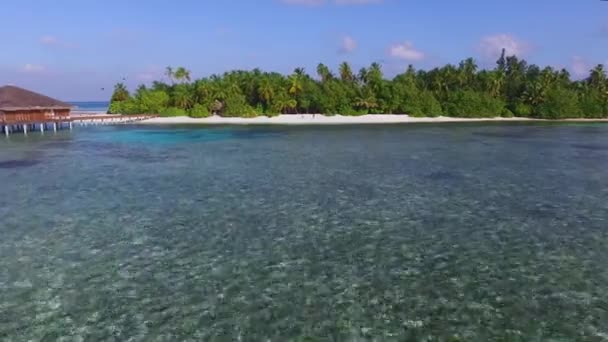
[358,67,369,85]
[273,96,297,114]
[173,84,194,109]
[110,83,130,102]
[165,67,175,84]
[588,64,607,91]
[316,63,332,83]
[339,62,354,83]
[458,58,478,88]
[488,71,505,98]
[294,67,306,77]
[174,67,191,83]
[540,67,558,85]
[368,63,383,83]
[355,89,378,113]
[288,74,303,96]
[258,79,274,106]
[431,71,450,99]
[522,82,547,106]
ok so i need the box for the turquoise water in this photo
[1,123,608,341]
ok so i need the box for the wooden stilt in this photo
[40,123,44,133]
[4,125,9,137]
[53,122,57,132]
[23,124,27,135]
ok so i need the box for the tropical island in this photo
[109,50,608,121]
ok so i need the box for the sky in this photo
[0,0,606,101]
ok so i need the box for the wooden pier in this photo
[1,85,155,137]
[0,114,156,136]
[71,114,155,125]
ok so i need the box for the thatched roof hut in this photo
[0,86,72,124]
[0,86,72,112]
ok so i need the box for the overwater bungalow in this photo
[0,85,72,135]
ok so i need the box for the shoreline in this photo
[138,114,608,125]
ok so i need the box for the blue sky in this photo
[0,0,606,100]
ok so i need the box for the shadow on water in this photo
[42,140,73,149]
[471,127,549,139]
[425,170,464,182]
[574,126,608,135]
[103,125,287,144]
[0,159,41,169]
[524,203,561,220]
[73,140,187,164]
[571,144,608,151]
[99,147,186,163]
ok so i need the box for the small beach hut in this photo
[0,85,72,126]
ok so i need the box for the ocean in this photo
[1,123,608,340]
[69,101,110,114]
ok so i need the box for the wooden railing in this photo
[1,113,156,125]
[70,114,157,123]
[1,109,70,124]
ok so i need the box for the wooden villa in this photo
[0,85,73,135]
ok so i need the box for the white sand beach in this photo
[140,114,544,125]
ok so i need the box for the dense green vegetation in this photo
[109,50,608,119]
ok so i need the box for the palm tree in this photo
[431,68,452,99]
[110,83,130,102]
[588,64,607,91]
[339,62,354,83]
[165,66,175,84]
[316,63,332,83]
[288,74,303,96]
[496,48,507,72]
[173,84,194,109]
[174,67,191,83]
[458,58,478,88]
[368,63,383,83]
[535,67,558,97]
[405,65,417,81]
[273,97,297,114]
[355,96,378,113]
[294,67,306,77]
[487,71,505,98]
[258,79,274,105]
[358,67,369,85]
[522,82,547,106]
[194,79,211,101]
[210,83,228,102]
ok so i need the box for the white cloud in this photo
[21,64,46,73]
[388,42,425,61]
[40,36,58,45]
[572,56,589,79]
[40,35,77,48]
[339,35,357,53]
[478,34,529,60]
[136,72,157,82]
[136,66,164,82]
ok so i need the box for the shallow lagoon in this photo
[1,123,608,341]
